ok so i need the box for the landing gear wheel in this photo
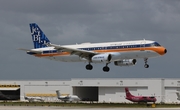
[86,64,93,70]
[144,64,149,68]
[103,66,110,72]
[144,58,149,68]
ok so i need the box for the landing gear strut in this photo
[86,63,93,70]
[144,58,149,68]
[103,63,110,72]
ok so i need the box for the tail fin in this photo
[176,92,180,100]
[29,23,50,49]
[0,91,4,96]
[0,91,9,99]
[24,93,28,100]
[56,90,61,98]
[125,87,134,97]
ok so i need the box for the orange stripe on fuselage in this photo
[34,52,70,57]
[144,47,166,55]
[94,46,166,55]
[34,46,166,57]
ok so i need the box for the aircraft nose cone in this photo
[164,49,167,54]
[157,47,167,55]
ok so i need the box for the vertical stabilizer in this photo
[56,90,61,99]
[176,92,180,100]
[0,91,9,99]
[125,87,134,97]
[29,23,50,49]
[0,91,4,96]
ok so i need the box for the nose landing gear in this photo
[144,58,149,68]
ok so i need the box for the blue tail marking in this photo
[29,23,50,49]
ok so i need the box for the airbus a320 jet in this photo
[20,23,167,72]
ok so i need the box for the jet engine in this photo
[91,54,111,63]
[114,59,137,66]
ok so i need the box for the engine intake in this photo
[114,59,137,66]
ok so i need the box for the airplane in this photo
[24,95,44,102]
[56,90,80,102]
[0,91,20,100]
[19,23,167,72]
[125,87,157,103]
[171,91,180,101]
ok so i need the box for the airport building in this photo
[0,78,180,103]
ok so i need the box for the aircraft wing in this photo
[46,43,98,59]
[18,48,42,54]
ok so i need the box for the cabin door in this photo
[140,39,146,51]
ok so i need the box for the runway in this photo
[0,106,180,110]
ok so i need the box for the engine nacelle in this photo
[91,54,111,63]
[114,59,137,66]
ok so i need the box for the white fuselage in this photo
[56,90,80,102]
[24,96,44,102]
[58,95,80,102]
[29,40,166,63]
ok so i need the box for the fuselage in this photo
[126,96,157,103]
[24,96,44,102]
[58,95,80,101]
[27,40,167,63]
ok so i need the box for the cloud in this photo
[0,0,179,79]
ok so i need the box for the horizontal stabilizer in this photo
[18,48,42,54]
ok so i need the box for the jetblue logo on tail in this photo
[30,23,50,48]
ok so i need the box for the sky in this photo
[0,0,180,80]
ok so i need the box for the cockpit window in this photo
[151,42,161,47]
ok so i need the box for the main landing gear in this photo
[144,58,149,68]
[85,63,110,72]
[86,63,93,70]
[103,63,110,72]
